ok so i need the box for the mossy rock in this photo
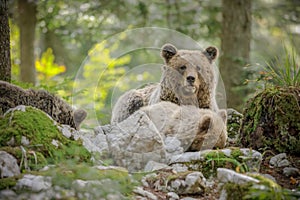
[239,87,300,155]
[0,175,23,190]
[221,173,294,200]
[226,109,243,146]
[200,148,247,177]
[179,148,251,178]
[0,106,91,169]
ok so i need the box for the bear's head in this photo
[160,43,218,109]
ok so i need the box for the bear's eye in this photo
[180,65,186,71]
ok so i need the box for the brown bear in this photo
[111,43,219,124]
[0,81,86,130]
[140,101,227,151]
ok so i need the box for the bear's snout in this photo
[187,76,196,84]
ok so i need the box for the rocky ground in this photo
[0,106,299,200]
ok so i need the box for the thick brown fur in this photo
[0,81,86,129]
[111,43,219,124]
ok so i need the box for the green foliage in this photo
[0,106,91,170]
[36,48,66,81]
[204,149,249,174]
[74,39,131,124]
[34,48,78,101]
[264,46,300,87]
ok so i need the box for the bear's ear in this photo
[204,46,218,62]
[217,109,227,123]
[199,115,211,132]
[73,109,87,129]
[161,43,177,63]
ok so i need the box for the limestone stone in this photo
[0,151,20,178]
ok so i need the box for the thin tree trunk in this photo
[220,0,252,110]
[0,0,11,82]
[18,0,37,84]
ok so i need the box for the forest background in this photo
[2,0,300,127]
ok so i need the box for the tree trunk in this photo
[18,0,37,84]
[220,0,252,110]
[0,0,11,82]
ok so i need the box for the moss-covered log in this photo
[239,87,300,155]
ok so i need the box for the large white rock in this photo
[217,168,259,185]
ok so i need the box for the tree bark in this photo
[0,0,11,82]
[220,0,252,110]
[18,0,37,84]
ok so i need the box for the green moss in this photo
[0,175,23,190]
[240,87,300,155]
[0,146,47,170]
[0,106,91,169]
[223,182,253,200]
[231,148,243,159]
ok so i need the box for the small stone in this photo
[171,163,189,173]
[144,160,170,172]
[221,148,232,157]
[141,177,149,188]
[60,124,72,138]
[239,148,262,171]
[185,172,204,186]
[51,139,59,147]
[277,159,290,167]
[269,153,287,167]
[180,197,198,200]
[283,167,300,177]
[133,186,158,200]
[21,136,30,146]
[167,192,179,200]
[170,179,182,190]
[185,172,206,194]
[0,151,20,178]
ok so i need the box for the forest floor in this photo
[260,153,300,190]
[140,153,300,200]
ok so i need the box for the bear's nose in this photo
[187,76,195,84]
